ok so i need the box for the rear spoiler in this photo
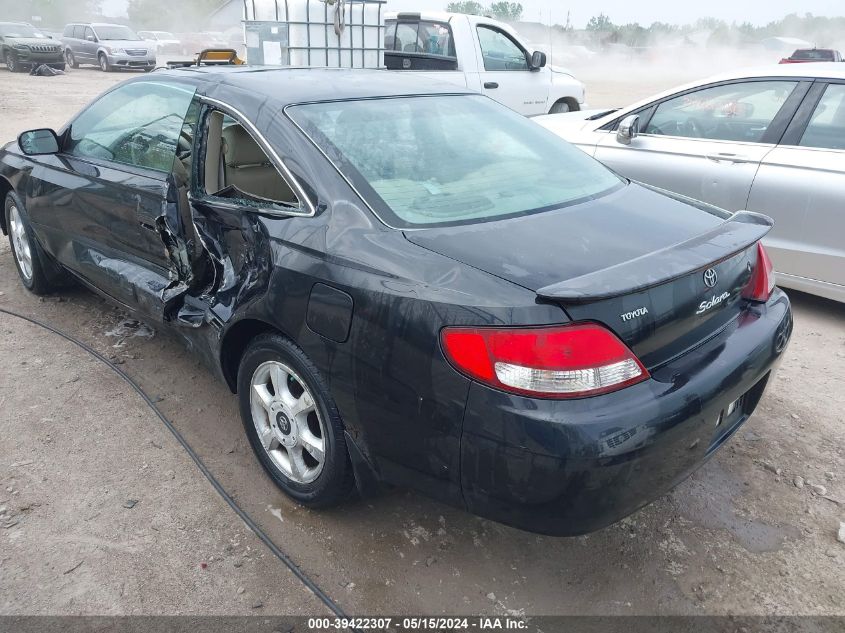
[536,211,773,303]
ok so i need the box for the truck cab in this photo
[385,12,584,116]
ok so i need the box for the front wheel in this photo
[238,333,353,507]
[550,99,575,114]
[66,49,78,68]
[6,51,22,73]
[4,193,59,295]
[98,53,111,72]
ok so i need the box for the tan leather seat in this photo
[221,125,296,203]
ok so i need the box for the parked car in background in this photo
[780,48,842,63]
[62,23,155,72]
[536,64,845,303]
[0,22,65,72]
[0,67,791,535]
[176,31,228,56]
[385,12,585,115]
[138,30,182,54]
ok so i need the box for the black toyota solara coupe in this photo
[0,67,793,535]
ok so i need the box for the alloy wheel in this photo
[249,360,326,484]
[9,205,33,281]
[66,50,75,67]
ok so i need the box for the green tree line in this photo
[446,2,523,22]
[582,12,845,48]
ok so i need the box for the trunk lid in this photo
[404,183,772,368]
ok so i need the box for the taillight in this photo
[742,242,775,303]
[440,323,649,399]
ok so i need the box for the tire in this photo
[66,49,78,69]
[4,192,58,295]
[98,53,111,72]
[238,333,353,508]
[549,100,573,114]
[6,51,21,73]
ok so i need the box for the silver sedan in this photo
[536,63,845,303]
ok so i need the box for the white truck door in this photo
[474,23,548,115]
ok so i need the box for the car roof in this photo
[157,66,475,106]
[699,63,845,82]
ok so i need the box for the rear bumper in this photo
[460,290,793,536]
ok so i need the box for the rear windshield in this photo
[0,24,47,38]
[792,49,833,60]
[287,95,623,228]
[95,25,139,40]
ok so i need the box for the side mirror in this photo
[18,129,60,156]
[616,115,640,145]
[86,35,96,42]
[530,50,547,71]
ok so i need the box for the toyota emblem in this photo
[703,268,718,288]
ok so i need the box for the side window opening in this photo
[66,81,196,174]
[799,84,845,151]
[200,109,300,211]
[642,81,798,143]
[476,26,528,72]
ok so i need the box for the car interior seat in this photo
[220,124,296,204]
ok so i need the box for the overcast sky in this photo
[101,0,843,29]
[389,0,844,28]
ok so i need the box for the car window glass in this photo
[289,95,622,228]
[477,26,527,71]
[644,81,797,142]
[67,81,196,173]
[73,25,83,39]
[418,22,454,57]
[792,49,833,60]
[84,27,94,40]
[799,84,845,150]
[384,21,397,50]
[95,25,139,40]
[63,25,73,37]
[395,23,420,53]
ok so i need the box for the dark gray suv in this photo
[62,23,155,72]
[0,22,65,72]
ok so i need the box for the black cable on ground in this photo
[0,306,349,620]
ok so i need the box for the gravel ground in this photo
[0,64,843,617]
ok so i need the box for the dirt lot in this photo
[0,64,844,617]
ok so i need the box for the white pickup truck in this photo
[385,12,585,116]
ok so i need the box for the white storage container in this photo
[243,0,386,68]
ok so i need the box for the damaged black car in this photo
[0,68,793,535]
